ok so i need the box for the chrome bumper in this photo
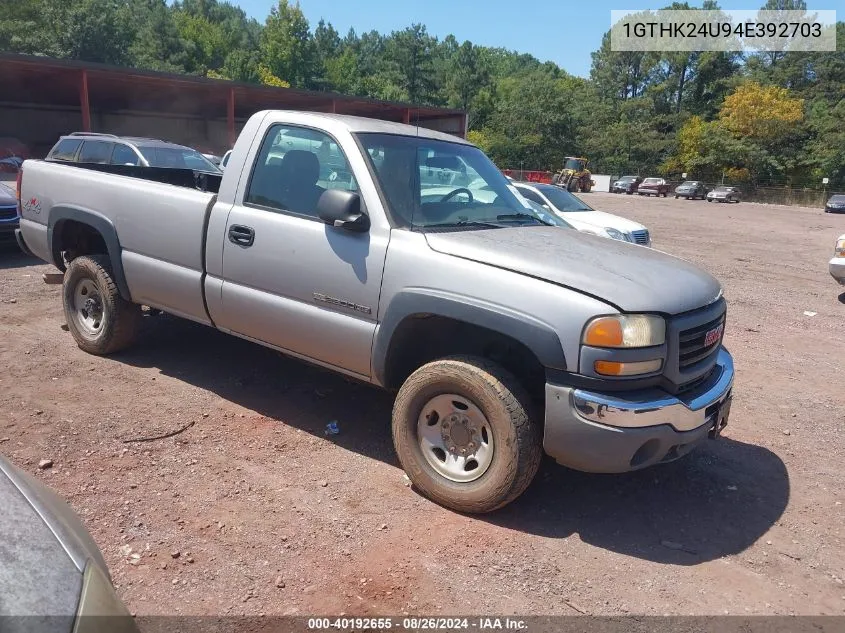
[572,348,734,432]
[542,348,734,473]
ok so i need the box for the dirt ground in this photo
[1,193,844,617]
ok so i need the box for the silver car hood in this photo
[424,226,722,315]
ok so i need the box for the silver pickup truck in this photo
[16,111,734,513]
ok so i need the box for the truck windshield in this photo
[564,158,585,171]
[357,133,546,229]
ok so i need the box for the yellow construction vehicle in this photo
[552,157,594,193]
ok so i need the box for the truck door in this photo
[217,123,387,379]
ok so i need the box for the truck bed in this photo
[49,161,223,194]
[20,160,218,324]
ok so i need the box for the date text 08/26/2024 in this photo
[307,617,528,631]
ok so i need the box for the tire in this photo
[707,198,713,203]
[392,355,542,514]
[62,254,142,355]
[674,195,679,199]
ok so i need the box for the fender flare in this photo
[48,205,132,301]
[371,288,568,387]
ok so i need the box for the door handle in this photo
[228,224,255,247]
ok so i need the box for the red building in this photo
[0,54,467,159]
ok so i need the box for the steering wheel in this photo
[441,187,474,203]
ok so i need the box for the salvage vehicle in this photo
[706,186,741,203]
[16,111,734,513]
[831,234,845,285]
[637,177,669,197]
[0,453,138,631]
[47,132,221,174]
[674,180,709,200]
[824,194,845,213]
[514,181,651,246]
[610,175,642,194]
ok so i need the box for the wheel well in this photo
[53,220,108,267]
[383,315,547,403]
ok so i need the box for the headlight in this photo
[604,227,633,242]
[583,314,666,348]
[836,238,845,257]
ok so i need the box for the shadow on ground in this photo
[838,291,845,304]
[0,242,38,269]
[116,313,788,566]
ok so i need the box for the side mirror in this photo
[317,189,370,232]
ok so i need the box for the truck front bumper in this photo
[543,348,734,473]
[830,257,845,285]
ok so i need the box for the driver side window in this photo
[246,124,358,219]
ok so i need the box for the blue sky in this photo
[233,0,840,77]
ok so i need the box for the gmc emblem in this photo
[704,323,724,347]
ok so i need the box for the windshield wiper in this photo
[424,219,504,229]
[496,213,552,226]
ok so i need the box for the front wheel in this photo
[62,255,142,355]
[392,356,542,513]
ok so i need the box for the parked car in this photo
[514,181,652,246]
[17,111,733,514]
[610,175,642,194]
[674,180,709,200]
[831,234,845,285]
[706,186,741,203]
[0,453,138,631]
[47,132,222,174]
[0,180,18,240]
[637,177,669,197]
[824,194,845,213]
[0,137,29,177]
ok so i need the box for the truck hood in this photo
[424,226,722,314]
[556,209,645,233]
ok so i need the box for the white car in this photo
[514,182,651,246]
[831,234,845,285]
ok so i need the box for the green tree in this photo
[127,0,189,73]
[385,24,438,104]
[259,0,315,88]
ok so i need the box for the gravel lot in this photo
[1,193,844,617]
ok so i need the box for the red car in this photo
[637,177,670,197]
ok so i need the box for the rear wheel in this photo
[62,255,141,355]
[392,356,542,513]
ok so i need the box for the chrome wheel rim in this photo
[416,394,494,483]
[72,278,105,337]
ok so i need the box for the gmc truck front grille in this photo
[678,314,725,369]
